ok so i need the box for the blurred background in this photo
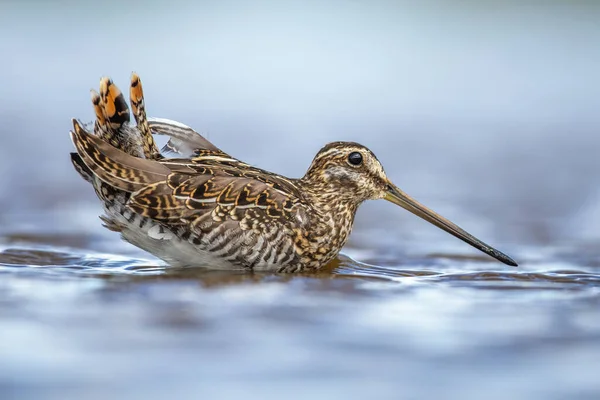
[2,0,599,246]
[0,1,599,400]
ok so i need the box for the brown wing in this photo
[70,119,171,193]
[70,119,309,238]
[128,173,304,236]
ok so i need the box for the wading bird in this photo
[70,75,517,272]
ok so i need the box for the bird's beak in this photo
[384,182,517,266]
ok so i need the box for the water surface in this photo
[1,207,599,400]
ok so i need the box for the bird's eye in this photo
[347,151,363,166]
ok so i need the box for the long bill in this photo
[384,182,517,266]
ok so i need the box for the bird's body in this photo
[70,75,517,271]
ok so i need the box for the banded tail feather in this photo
[129,73,162,160]
[88,78,143,157]
[99,77,131,129]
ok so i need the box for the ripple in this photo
[1,245,598,293]
[334,254,600,290]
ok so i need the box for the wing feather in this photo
[70,119,171,192]
[148,117,225,155]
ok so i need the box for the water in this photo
[1,223,599,400]
[1,1,600,399]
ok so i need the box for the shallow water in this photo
[2,1,600,399]
[1,208,599,400]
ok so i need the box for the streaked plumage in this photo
[70,74,518,272]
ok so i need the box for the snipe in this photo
[70,74,517,272]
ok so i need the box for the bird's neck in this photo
[297,177,361,252]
